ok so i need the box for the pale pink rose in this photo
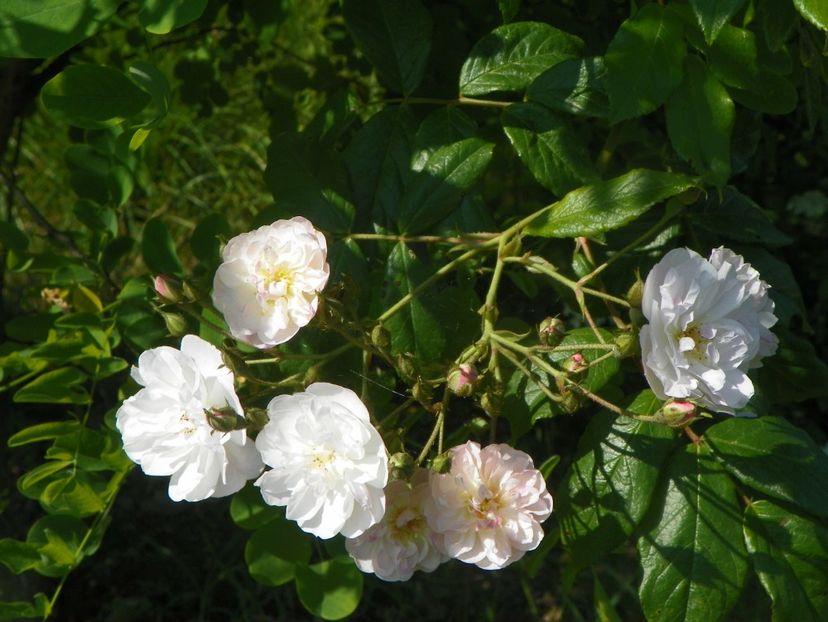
[345,469,446,581]
[424,441,553,570]
[212,217,329,349]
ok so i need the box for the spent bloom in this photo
[425,441,553,570]
[212,217,329,349]
[255,383,388,539]
[116,335,263,502]
[345,469,446,582]
[639,247,778,413]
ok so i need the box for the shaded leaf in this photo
[527,57,609,118]
[245,519,312,587]
[139,0,208,35]
[295,558,364,621]
[689,0,747,44]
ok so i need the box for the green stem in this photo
[415,396,447,466]
[383,96,513,109]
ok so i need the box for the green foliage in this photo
[1,0,827,619]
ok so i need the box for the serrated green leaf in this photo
[744,500,828,622]
[8,421,81,447]
[502,102,598,197]
[693,188,792,246]
[295,558,364,621]
[383,243,446,361]
[0,0,118,58]
[689,0,747,44]
[666,56,733,186]
[638,443,748,622]
[264,132,355,234]
[794,0,828,32]
[558,391,677,573]
[14,367,89,405]
[245,518,311,586]
[139,0,207,35]
[342,0,431,95]
[398,137,493,234]
[604,5,687,122]
[460,22,583,96]
[527,56,609,118]
[411,107,478,172]
[344,106,416,231]
[41,65,150,129]
[706,416,828,517]
[526,169,694,238]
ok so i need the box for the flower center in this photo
[310,449,337,470]
[179,413,197,437]
[470,486,503,529]
[255,261,297,303]
[388,506,425,541]
[676,323,710,362]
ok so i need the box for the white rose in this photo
[255,383,388,539]
[212,217,330,349]
[116,335,264,502]
[345,469,447,581]
[424,442,553,570]
[640,246,778,413]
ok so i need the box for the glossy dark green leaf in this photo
[342,0,431,95]
[383,243,446,361]
[693,188,791,246]
[638,443,748,622]
[794,0,828,31]
[398,138,493,234]
[526,169,694,238]
[756,327,828,403]
[13,367,89,405]
[411,107,477,172]
[295,558,364,621]
[344,106,416,230]
[604,5,686,122]
[706,415,828,517]
[0,0,118,58]
[139,0,208,35]
[666,56,733,186]
[142,218,184,276]
[264,132,355,233]
[245,518,312,586]
[502,102,598,197]
[690,0,747,44]
[527,57,609,118]
[744,500,828,621]
[41,65,150,129]
[755,0,797,51]
[459,22,583,96]
[558,391,677,572]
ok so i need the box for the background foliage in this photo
[1,0,828,620]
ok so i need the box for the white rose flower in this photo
[116,335,264,502]
[212,217,330,349]
[640,246,778,413]
[345,469,447,581]
[255,383,388,539]
[424,441,553,570]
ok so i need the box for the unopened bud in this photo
[659,400,698,427]
[161,310,188,336]
[430,451,452,474]
[244,407,270,431]
[479,391,502,418]
[411,380,433,405]
[563,353,587,374]
[447,364,479,397]
[560,389,585,414]
[371,324,391,350]
[153,275,182,303]
[304,365,319,385]
[538,317,565,346]
[396,354,418,382]
[388,452,414,480]
[614,332,638,358]
[626,276,644,308]
[206,407,246,433]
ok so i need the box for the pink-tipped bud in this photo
[153,275,181,303]
[659,400,698,427]
[564,353,587,373]
[447,363,479,397]
[538,317,565,346]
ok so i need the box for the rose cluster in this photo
[116,218,554,581]
[117,217,777,582]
